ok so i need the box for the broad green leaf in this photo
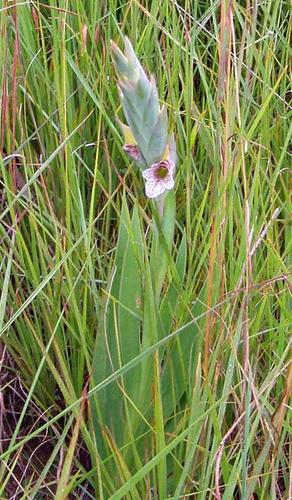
[92,197,144,454]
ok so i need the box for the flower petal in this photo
[166,159,175,175]
[145,180,166,199]
[142,167,157,181]
[163,176,175,191]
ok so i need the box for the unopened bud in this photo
[122,144,141,161]
[81,25,88,53]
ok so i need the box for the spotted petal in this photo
[142,167,157,182]
[163,176,175,190]
[145,180,166,199]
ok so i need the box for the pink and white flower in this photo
[142,159,175,199]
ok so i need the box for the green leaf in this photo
[92,197,144,452]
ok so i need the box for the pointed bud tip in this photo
[110,40,124,58]
[110,40,118,54]
[124,36,132,50]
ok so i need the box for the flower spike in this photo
[111,37,176,199]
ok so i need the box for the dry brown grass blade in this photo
[54,385,88,500]
[204,0,233,378]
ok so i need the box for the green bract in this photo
[110,37,169,169]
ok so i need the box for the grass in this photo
[0,0,291,498]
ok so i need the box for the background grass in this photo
[0,0,291,498]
